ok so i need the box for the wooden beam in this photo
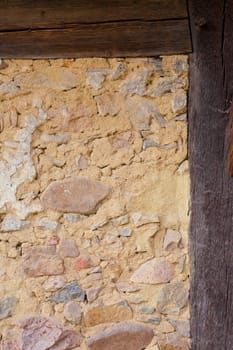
[0,0,191,58]
[0,20,191,58]
[188,0,233,349]
[0,0,188,30]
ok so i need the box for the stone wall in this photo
[0,56,190,350]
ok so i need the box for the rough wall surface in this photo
[0,56,189,350]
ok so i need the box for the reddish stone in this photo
[47,235,60,246]
[22,246,64,277]
[130,258,174,284]
[58,239,79,258]
[41,177,111,214]
[1,316,82,350]
[87,322,153,350]
[75,255,93,271]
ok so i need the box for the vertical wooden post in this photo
[189,0,233,348]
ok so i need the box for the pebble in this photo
[64,300,82,324]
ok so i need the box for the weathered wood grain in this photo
[226,106,233,176]
[0,0,188,30]
[0,19,191,58]
[189,0,233,349]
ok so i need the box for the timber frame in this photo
[1,0,233,349]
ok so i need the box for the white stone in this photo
[1,215,30,232]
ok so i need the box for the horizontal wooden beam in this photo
[0,0,188,30]
[0,0,191,58]
[0,19,191,58]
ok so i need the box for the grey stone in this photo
[136,315,161,325]
[126,98,161,130]
[148,77,186,96]
[63,213,87,222]
[168,319,190,337]
[87,69,111,90]
[36,219,59,231]
[119,227,132,237]
[0,296,18,320]
[64,301,82,324]
[48,281,85,303]
[121,70,152,96]
[172,92,187,113]
[137,305,155,314]
[112,215,129,226]
[157,282,189,315]
[1,215,30,232]
[111,63,127,80]
[172,57,188,74]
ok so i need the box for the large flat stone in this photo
[41,177,111,214]
[87,322,153,350]
[84,302,132,327]
[1,315,82,350]
[130,258,174,284]
[22,246,64,277]
[157,282,189,315]
[15,67,78,91]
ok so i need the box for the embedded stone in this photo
[41,177,111,214]
[86,69,110,90]
[116,281,140,293]
[163,229,181,250]
[119,227,132,237]
[15,67,78,91]
[58,239,79,258]
[86,286,102,302]
[157,282,189,315]
[48,281,85,303]
[0,296,18,320]
[1,215,30,232]
[171,92,187,113]
[42,276,67,292]
[95,93,122,116]
[132,212,160,227]
[64,301,82,324]
[75,255,93,271]
[121,70,151,96]
[87,322,154,350]
[137,305,155,314]
[15,315,82,350]
[111,63,127,80]
[130,258,174,284]
[84,302,133,327]
[22,246,64,277]
[36,218,59,231]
